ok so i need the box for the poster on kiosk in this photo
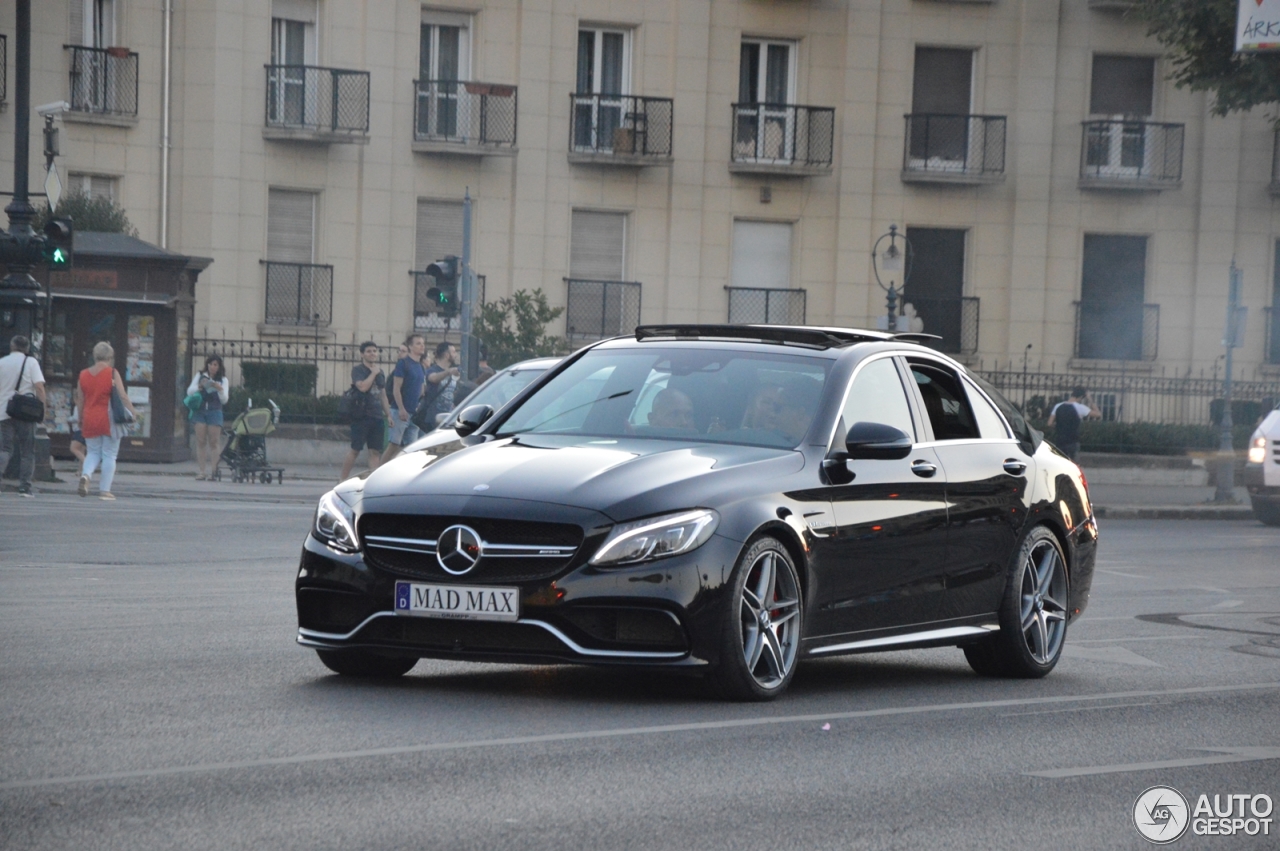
[1239,0,1280,51]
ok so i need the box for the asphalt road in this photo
[2,493,1278,850]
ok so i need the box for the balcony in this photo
[565,279,642,343]
[729,103,834,176]
[568,95,673,166]
[901,115,1006,185]
[412,271,485,332]
[63,45,138,126]
[263,65,370,144]
[900,296,980,355]
[413,80,517,156]
[1074,301,1159,362]
[263,261,334,328]
[725,287,807,325]
[1079,120,1184,190]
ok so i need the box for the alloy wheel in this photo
[739,549,801,689]
[1019,540,1068,665]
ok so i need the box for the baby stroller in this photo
[212,399,284,483]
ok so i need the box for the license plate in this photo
[393,581,520,622]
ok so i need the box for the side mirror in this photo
[821,451,855,485]
[844,421,912,460]
[452,404,494,437]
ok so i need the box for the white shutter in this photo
[415,200,464,269]
[88,175,115,200]
[570,211,626,280]
[70,0,85,45]
[267,189,315,263]
[271,0,317,23]
[731,220,791,289]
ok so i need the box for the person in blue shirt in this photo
[384,334,427,461]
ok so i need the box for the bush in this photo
[1031,419,1255,455]
[472,289,567,369]
[226,389,342,424]
[240,362,318,395]
[34,190,138,236]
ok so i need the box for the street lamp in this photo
[872,224,911,332]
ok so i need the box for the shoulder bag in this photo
[5,355,45,423]
[109,371,135,425]
[410,373,445,432]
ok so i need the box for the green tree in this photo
[33,190,138,236]
[471,288,567,368]
[1136,0,1280,117]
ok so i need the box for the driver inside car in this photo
[646,387,697,431]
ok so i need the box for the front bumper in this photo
[295,531,746,668]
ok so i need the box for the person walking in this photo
[0,335,47,497]
[421,341,461,428]
[75,341,138,501]
[340,341,391,481]
[1047,386,1101,463]
[383,334,428,462]
[187,355,230,480]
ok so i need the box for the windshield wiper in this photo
[507,389,634,434]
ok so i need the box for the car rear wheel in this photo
[714,537,803,701]
[963,526,1068,678]
[1251,496,1280,527]
[315,649,418,678]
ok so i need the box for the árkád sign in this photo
[1238,0,1280,51]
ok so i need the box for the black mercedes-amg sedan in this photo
[297,325,1098,700]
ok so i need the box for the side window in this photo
[964,380,1010,440]
[840,358,916,444]
[909,361,980,441]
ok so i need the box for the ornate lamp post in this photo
[871,224,911,332]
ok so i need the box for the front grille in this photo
[297,588,378,633]
[360,616,568,655]
[555,606,688,651]
[360,514,584,583]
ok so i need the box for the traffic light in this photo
[44,217,73,269]
[425,255,459,316]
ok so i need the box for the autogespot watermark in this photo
[1133,785,1274,843]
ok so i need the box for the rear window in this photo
[964,369,1042,453]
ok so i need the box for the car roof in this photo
[587,324,942,357]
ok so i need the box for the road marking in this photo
[1,682,1277,790]
[1000,701,1157,718]
[1095,568,1150,579]
[1062,645,1163,667]
[1211,600,1244,610]
[1026,747,1280,778]
[1073,636,1203,644]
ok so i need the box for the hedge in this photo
[1031,419,1255,455]
[226,389,342,424]
[239,362,318,395]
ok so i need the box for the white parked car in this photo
[1244,402,1280,526]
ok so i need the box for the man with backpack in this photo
[339,342,391,481]
[1047,386,1100,462]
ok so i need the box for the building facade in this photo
[3,0,1280,376]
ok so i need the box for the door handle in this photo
[910,459,937,478]
[1002,459,1027,476]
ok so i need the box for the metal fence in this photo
[725,287,806,325]
[901,296,979,356]
[265,65,370,135]
[414,80,516,147]
[565,279,642,343]
[263,261,334,327]
[192,335,410,402]
[412,272,485,332]
[902,114,1006,179]
[1074,301,1159,361]
[731,103,834,168]
[569,94,673,158]
[66,45,138,117]
[1080,120,1184,186]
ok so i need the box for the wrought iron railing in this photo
[412,271,485,332]
[1080,120,1184,186]
[65,45,138,116]
[902,114,1006,179]
[263,261,334,327]
[725,287,806,325]
[569,94,673,158]
[1074,301,1159,361]
[414,80,516,147]
[900,296,980,355]
[264,65,370,135]
[565,279,642,342]
[731,103,834,168]
[0,35,7,105]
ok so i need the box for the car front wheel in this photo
[315,649,418,678]
[1251,496,1280,527]
[964,525,1068,678]
[714,536,803,701]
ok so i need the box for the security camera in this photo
[36,101,71,117]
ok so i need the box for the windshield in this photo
[495,348,831,448]
[458,366,549,414]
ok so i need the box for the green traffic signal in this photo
[50,246,69,267]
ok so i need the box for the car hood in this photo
[362,434,805,521]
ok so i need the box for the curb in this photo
[1094,505,1256,520]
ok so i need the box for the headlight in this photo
[590,509,719,567]
[1248,435,1268,465]
[314,490,359,552]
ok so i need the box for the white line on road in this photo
[1072,636,1204,643]
[1026,747,1280,778]
[1,682,1277,791]
[1095,569,1150,579]
[999,701,1157,717]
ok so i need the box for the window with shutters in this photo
[734,39,797,163]
[264,189,331,327]
[903,227,978,355]
[572,28,631,153]
[417,12,471,139]
[69,0,116,48]
[908,48,976,169]
[1081,55,1181,188]
[567,211,639,342]
[727,221,804,325]
[1076,234,1153,361]
[67,173,117,201]
[66,0,137,117]
[268,0,319,128]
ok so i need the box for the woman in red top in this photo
[73,341,137,500]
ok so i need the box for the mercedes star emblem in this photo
[436,524,483,575]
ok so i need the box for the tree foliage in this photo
[471,288,567,369]
[33,190,138,236]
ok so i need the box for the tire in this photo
[1251,497,1280,527]
[315,649,418,678]
[963,525,1068,679]
[713,536,803,701]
